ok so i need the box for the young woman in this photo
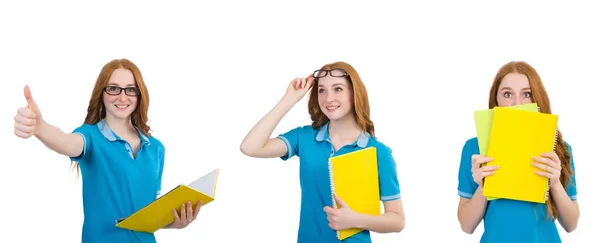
[240,61,405,242]
[457,61,579,243]
[13,59,201,243]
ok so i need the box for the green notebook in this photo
[473,103,539,200]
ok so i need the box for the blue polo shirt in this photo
[278,124,401,243]
[458,137,577,243]
[69,119,165,243]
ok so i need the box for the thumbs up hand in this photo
[14,85,44,138]
[323,194,360,231]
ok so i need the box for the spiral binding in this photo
[327,158,341,239]
[545,116,559,202]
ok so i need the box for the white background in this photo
[1,0,598,242]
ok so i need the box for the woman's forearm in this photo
[551,183,579,232]
[35,120,84,157]
[355,211,404,233]
[457,186,488,234]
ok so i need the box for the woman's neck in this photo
[104,116,136,138]
[328,114,361,143]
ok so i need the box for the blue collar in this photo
[315,122,369,148]
[96,119,150,145]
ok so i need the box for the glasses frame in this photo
[103,86,140,96]
[312,68,348,78]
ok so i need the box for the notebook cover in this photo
[328,147,380,240]
[474,103,539,200]
[482,107,558,203]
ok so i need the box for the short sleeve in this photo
[69,124,93,163]
[565,144,577,200]
[156,145,165,197]
[277,127,301,161]
[377,145,401,202]
[458,138,479,199]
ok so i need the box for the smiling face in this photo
[496,72,533,107]
[307,62,375,136]
[102,68,139,122]
[316,75,354,122]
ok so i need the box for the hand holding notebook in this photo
[324,194,361,231]
[116,169,220,233]
[471,154,498,188]
[531,152,563,188]
[164,200,202,229]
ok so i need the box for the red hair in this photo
[307,61,375,137]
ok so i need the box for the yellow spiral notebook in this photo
[482,107,558,203]
[116,169,220,233]
[328,147,380,240]
[474,103,539,200]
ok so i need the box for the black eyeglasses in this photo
[103,86,140,96]
[313,68,348,78]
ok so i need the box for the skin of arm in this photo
[457,187,488,234]
[35,120,84,158]
[355,199,405,233]
[551,182,579,232]
[240,76,313,158]
[239,97,294,158]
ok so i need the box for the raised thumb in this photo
[333,194,347,208]
[24,85,41,115]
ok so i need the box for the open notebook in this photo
[481,107,558,203]
[116,169,220,233]
[328,147,380,240]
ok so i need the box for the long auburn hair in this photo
[488,61,573,220]
[72,58,151,172]
[307,61,375,137]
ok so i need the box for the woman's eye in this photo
[524,92,532,98]
[335,87,343,92]
[503,92,512,98]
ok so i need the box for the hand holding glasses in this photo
[281,68,349,104]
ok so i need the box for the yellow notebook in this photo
[482,107,558,203]
[474,103,539,200]
[328,147,380,240]
[116,169,220,233]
